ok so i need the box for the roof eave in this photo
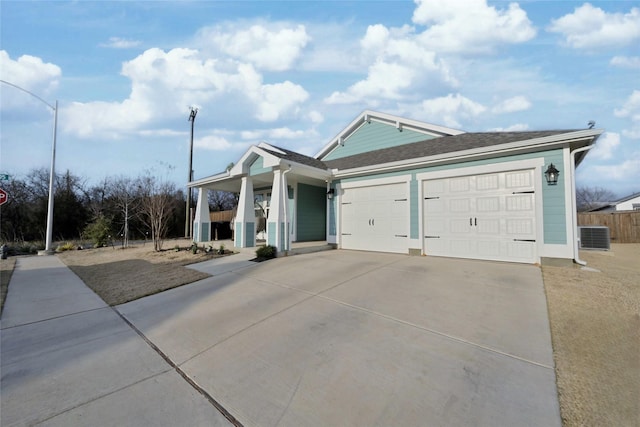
[333,129,603,178]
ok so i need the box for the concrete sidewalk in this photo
[0,255,232,427]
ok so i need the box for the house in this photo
[189,110,603,264]
[587,192,640,212]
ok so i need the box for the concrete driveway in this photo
[117,250,560,427]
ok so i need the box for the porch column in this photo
[193,188,211,243]
[234,176,256,248]
[267,168,290,252]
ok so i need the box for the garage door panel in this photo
[477,196,500,213]
[425,199,444,213]
[449,176,471,192]
[505,170,533,189]
[506,195,534,212]
[451,219,472,234]
[449,198,471,213]
[477,218,500,234]
[506,241,536,260]
[506,218,535,237]
[476,174,499,191]
[477,240,501,257]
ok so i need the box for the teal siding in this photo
[329,198,337,236]
[336,149,568,245]
[234,222,242,247]
[410,178,419,239]
[541,151,566,244]
[267,222,276,247]
[249,156,270,176]
[296,183,326,241]
[201,222,210,242]
[322,121,435,161]
[245,222,255,246]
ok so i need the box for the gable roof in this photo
[324,129,601,173]
[315,110,464,160]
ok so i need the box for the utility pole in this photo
[185,107,198,239]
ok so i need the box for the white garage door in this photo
[423,169,537,263]
[341,182,408,253]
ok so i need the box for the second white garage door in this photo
[423,169,537,263]
[341,182,408,253]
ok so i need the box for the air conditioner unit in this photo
[578,226,610,250]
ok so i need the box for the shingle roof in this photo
[260,145,329,170]
[323,130,578,170]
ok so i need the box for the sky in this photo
[1,0,639,197]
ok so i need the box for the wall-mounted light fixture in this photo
[327,188,335,199]
[544,163,560,185]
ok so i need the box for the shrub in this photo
[256,245,277,259]
[56,242,76,252]
[83,217,112,248]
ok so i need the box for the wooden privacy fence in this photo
[209,210,235,222]
[578,211,640,243]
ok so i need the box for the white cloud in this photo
[492,96,532,114]
[418,93,486,128]
[197,23,310,71]
[610,56,640,69]
[195,135,235,151]
[62,47,310,138]
[253,81,309,122]
[590,132,620,160]
[488,123,530,132]
[548,4,640,48]
[412,0,536,54]
[325,60,417,105]
[325,22,457,105]
[593,152,640,181]
[323,0,534,107]
[0,50,61,109]
[241,127,312,141]
[307,110,324,124]
[615,90,640,139]
[100,37,142,49]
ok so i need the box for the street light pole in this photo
[0,79,58,255]
[44,100,58,254]
[185,107,197,239]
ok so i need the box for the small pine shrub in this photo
[256,245,277,259]
[83,217,112,248]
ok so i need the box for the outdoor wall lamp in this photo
[327,188,335,199]
[544,163,560,185]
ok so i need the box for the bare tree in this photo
[208,190,237,212]
[576,186,617,212]
[112,176,140,248]
[137,174,177,251]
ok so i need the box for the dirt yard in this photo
[542,244,640,427]
[0,257,17,315]
[57,239,232,306]
[2,241,638,426]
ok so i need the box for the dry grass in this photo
[542,244,640,427]
[57,239,232,306]
[1,257,17,315]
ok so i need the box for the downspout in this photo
[570,145,593,265]
[282,165,292,254]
